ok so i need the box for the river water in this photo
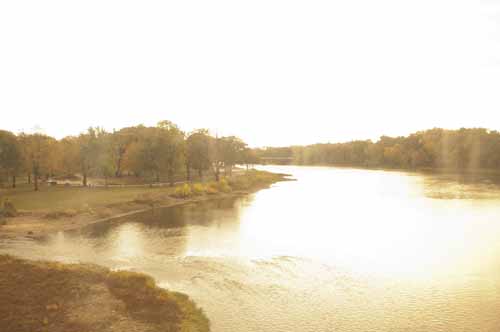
[2,166,500,332]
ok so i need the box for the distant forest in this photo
[255,128,500,171]
[0,121,259,191]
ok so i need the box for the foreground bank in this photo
[0,255,209,332]
[0,170,290,239]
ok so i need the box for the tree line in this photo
[255,128,500,171]
[0,121,259,191]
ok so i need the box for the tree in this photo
[210,134,223,182]
[186,130,211,181]
[219,136,247,176]
[20,133,53,191]
[77,128,102,186]
[0,130,23,188]
[122,126,163,186]
[58,136,80,177]
[157,121,185,186]
[95,132,115,187]
[109,128,136,177]
[241,148,259,170]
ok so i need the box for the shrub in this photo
[218,179,232,193]
[191,183,206,195]
[206,179,232,194]
[172,184,192,198]
[205,185,218,195]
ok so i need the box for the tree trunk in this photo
[186,164,191,182]
[198,169,203,181]
[28,173,31,184]
[83,172,87,187]
[115,157,122,177]
[12,175,16,188]
[168,170,174,187]
[34,173,39,191]
[214,164,220,182]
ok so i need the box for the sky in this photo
[1,0,499,147]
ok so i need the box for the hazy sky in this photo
[1,1,499,147]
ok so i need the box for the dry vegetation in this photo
[172,170,288,199]
[0,255,209,332]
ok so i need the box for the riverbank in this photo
[0,170,290,332]
[0,254,209,332]
[0,170,290,239]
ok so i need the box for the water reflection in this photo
[2,166,500,332]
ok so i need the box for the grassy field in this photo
[0,170,289,213]
[1,184,171,211]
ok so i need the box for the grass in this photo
[227,169,287,190]
[0,184,170,211]
[107,271,210,332]
[0,170,288,213]
[0,255,210,332]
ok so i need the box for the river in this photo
[2,166,500,332]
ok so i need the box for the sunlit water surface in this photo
[3,166,500,332]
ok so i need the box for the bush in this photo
[205,185,218,195]
[206,179,231,194]
[172,184,192,198]
[217,179,232,193]
[191,183,206,195]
